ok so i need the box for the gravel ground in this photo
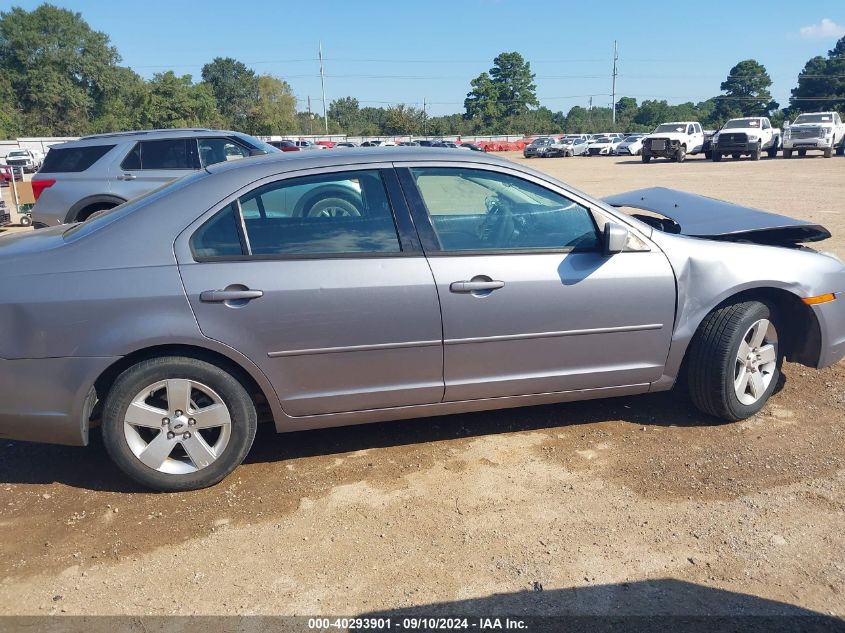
[0,152,844,620]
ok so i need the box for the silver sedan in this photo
[1,149,843,491]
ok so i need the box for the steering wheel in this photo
[478,195,516,247]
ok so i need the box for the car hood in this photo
[603,187,831,246]
[644,132,687,141]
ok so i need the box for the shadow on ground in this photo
[356,579,845,632]
[0,388,738,493]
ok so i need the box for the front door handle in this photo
[117,173,137,181]
[200,288,264,302]
[450,280,505,293]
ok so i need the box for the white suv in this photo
[782,112,845,158]
[31,129,279,227]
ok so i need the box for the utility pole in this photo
[588,95,593,128]
[307,96,314,136]
[319,41,328,134]
[611,40,618,126]
[423,97,427,137]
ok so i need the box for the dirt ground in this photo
[1,153,844,620]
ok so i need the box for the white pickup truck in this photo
[3,148,43,173]
[640,122,705,163]
[711,117,780,161]
[782,112,845,158]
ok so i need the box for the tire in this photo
[101,356,258,492]
[783,149,793,159]
[641,154,651,163]
[766,139,779,158]
[823,147,832,158]
[76,203,117,222]
[19,215,32,227]
[798,149,806,157]
[687,301,782,421]
[731,153,741,160]
[750,144,761,161]
[675,145,686,163]
[711,152,722,162]
[704,150,712,160]
[305,196,361,218]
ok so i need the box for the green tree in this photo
[464,72,503,127]
[201,57,258,128]
[464,52,538,129]
[790,36,845,114]
[328,96,362,133]
[248,75,296,135]
[490,52,538,117]
[716,59,778,118]
[614,97,638,124]
[0,4,122,135]
[383,104,422,135]
[89,66,148,133]
[138,71,221,129]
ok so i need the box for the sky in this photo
[9,0,845,116]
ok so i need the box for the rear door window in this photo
[198,138,251,167]
[40,145,115,172]
[121,139,198,170]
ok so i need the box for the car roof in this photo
[69,128,247,146]
[204,147,513,177]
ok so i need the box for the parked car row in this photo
[521,112,845,164]
[523,133,645,158]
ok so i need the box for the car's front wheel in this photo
[687,301,782,421]
[101,357,257,491]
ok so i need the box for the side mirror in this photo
[249,148,265,156]
[603,222,628,256]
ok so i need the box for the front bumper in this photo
[783,138,833,150]
[813,293,845,368]
[714,141,757,153]
[643,138,680,158]
[0,356,118,446]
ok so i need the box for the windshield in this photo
[531,138,553,146]
[793,113,833,124]
[8,150,27,156]
[723,118,760,129]
[654,124,686,133]
[593,137,611,143]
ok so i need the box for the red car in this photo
[0,164,24,185]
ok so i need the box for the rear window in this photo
[41,145,115,173]
[121,139,198,170]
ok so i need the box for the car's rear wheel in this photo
[783,149,793,158]
[711,152,722,162]
[305,196,361,218]
[76,203,117,222]
[641,154,651,163]
[798,149,807,157]
[101,357,257,491]
[687,301,781,421]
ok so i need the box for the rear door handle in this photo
[117,173,137,181]
[200,289,264,302]
[450,280,505,293]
